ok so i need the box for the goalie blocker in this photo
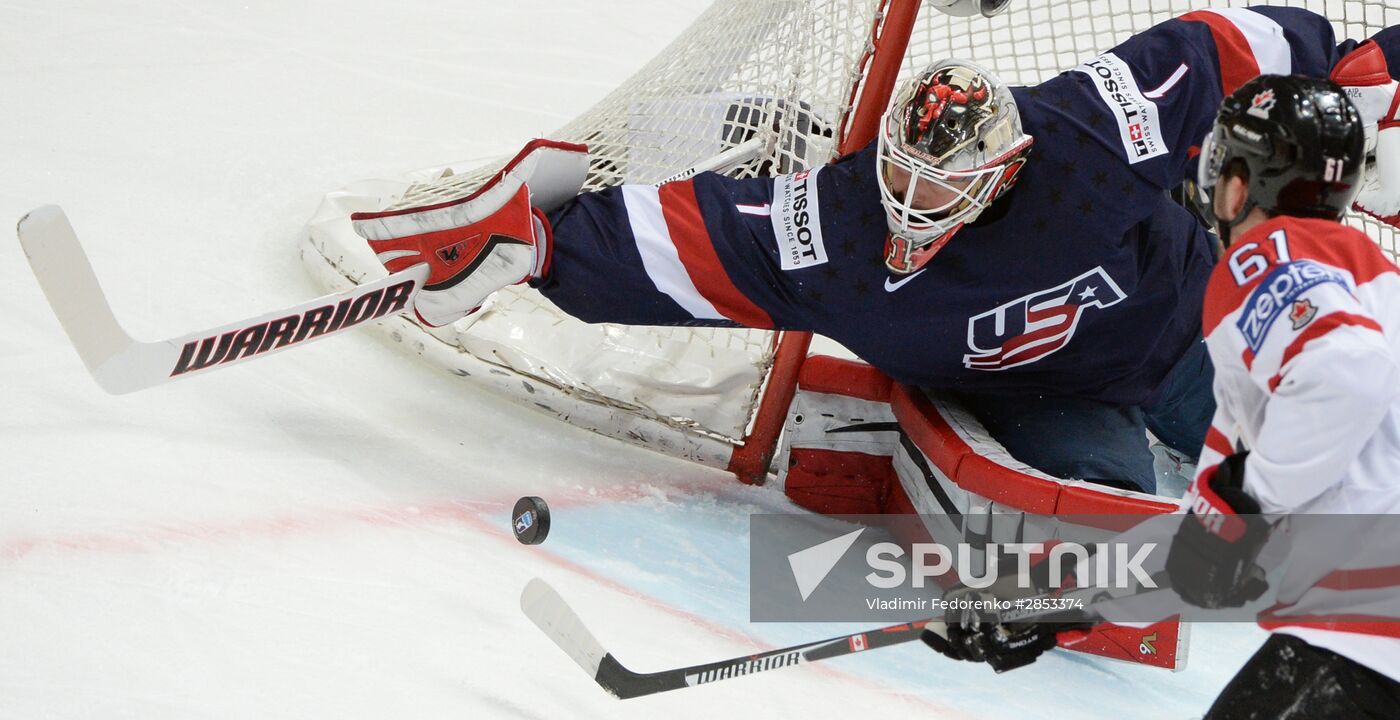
[774,355,1186,671]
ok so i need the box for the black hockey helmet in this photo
[1198,74,1364,229]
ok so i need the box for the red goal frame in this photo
[727,0,923,483]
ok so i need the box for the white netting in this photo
[305,0,1400,462]
[899,0,1400,258]
[358,0,895,447]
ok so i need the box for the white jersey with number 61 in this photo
[1195,215,1400,681]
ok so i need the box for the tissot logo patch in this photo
[964,267,1128,371]
[771,167,828,270]
[1074,53,1167,164]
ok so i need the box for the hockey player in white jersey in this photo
[1169,73,1400,718]
[921,75,1400,718]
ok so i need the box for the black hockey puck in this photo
[512,496,551,545]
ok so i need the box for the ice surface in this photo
[0,2,1268,717]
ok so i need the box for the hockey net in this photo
[302,0,1400,479]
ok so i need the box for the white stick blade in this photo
[520,578,608,678]
[17,204,426,394]
[16,205,136,392]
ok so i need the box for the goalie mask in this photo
[877,59,1033,274]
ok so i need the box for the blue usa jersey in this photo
[535,7,1398,405]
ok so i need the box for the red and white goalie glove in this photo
[1331,41,1400,227]
[350,139,589,328]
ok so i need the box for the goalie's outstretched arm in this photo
[355,139,838,334]
[17,140,772,394]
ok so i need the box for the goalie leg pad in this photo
[777,357,902,515]
[785,448,899,515]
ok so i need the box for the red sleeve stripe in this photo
[1204,426,1233,457]
[1266,312,1384,391]
[621,184,726,321]
[1256,614,1400,640]
[659,181,774,329]
[1181,9,1289,95]
[1314,565,1400,592]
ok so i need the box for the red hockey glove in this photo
[1166,451,1271,609]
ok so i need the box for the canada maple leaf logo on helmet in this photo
[1247,89,1276,119]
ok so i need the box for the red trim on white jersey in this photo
[1268,311,1385,391]
[1315,564,1400,592]
[1258,613,1400,640]
[1203,219,1399,335]
[1240,346,1256,370]
[1285,225,1400,286]
[1204,426,1234,458]
[1203,253,1259,336]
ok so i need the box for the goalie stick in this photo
[16,205,431,395]
[16,140,766,394]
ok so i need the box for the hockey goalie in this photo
[347,4,1400,677]
[352,6,1400,495]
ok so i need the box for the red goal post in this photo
[727,0,924,483]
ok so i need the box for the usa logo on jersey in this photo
[964,267,1127,371]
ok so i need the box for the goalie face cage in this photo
[302,0,1400,482]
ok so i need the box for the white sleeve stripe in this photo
[620,184,724,321]
[1204,8,1292,76]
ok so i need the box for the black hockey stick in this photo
[519,578,940,699]
[521,574,1178,699]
